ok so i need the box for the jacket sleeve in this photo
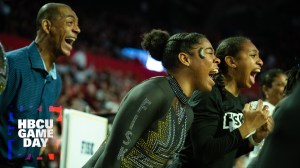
[84,82,167,168]
[235,139,253,157]
[0,57,20,114]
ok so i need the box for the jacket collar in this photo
[28,42,57,80]
[167,74,189,105]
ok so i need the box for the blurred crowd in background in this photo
[0,0,299,167]
[1,0,299,113]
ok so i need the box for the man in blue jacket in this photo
[0,3,80,167]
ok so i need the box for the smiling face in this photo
[189,38,220,92]
[49,5,81,57]
[263,73,287,105]
[232,40,263,88]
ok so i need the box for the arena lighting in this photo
[120,47,166,72]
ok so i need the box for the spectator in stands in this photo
[259,69,287,114]
[244,68,287,167]
[0,3,80,167]
[255,66,300,168]
[83,29,220,167]
[179,36,272,168]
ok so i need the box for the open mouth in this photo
[250,68,261,84]
[65,37,76,46]
[209,69,219,79]
[250,68,261,78]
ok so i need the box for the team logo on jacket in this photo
[223,112,243,132]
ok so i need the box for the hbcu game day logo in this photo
[18,119,54,147]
